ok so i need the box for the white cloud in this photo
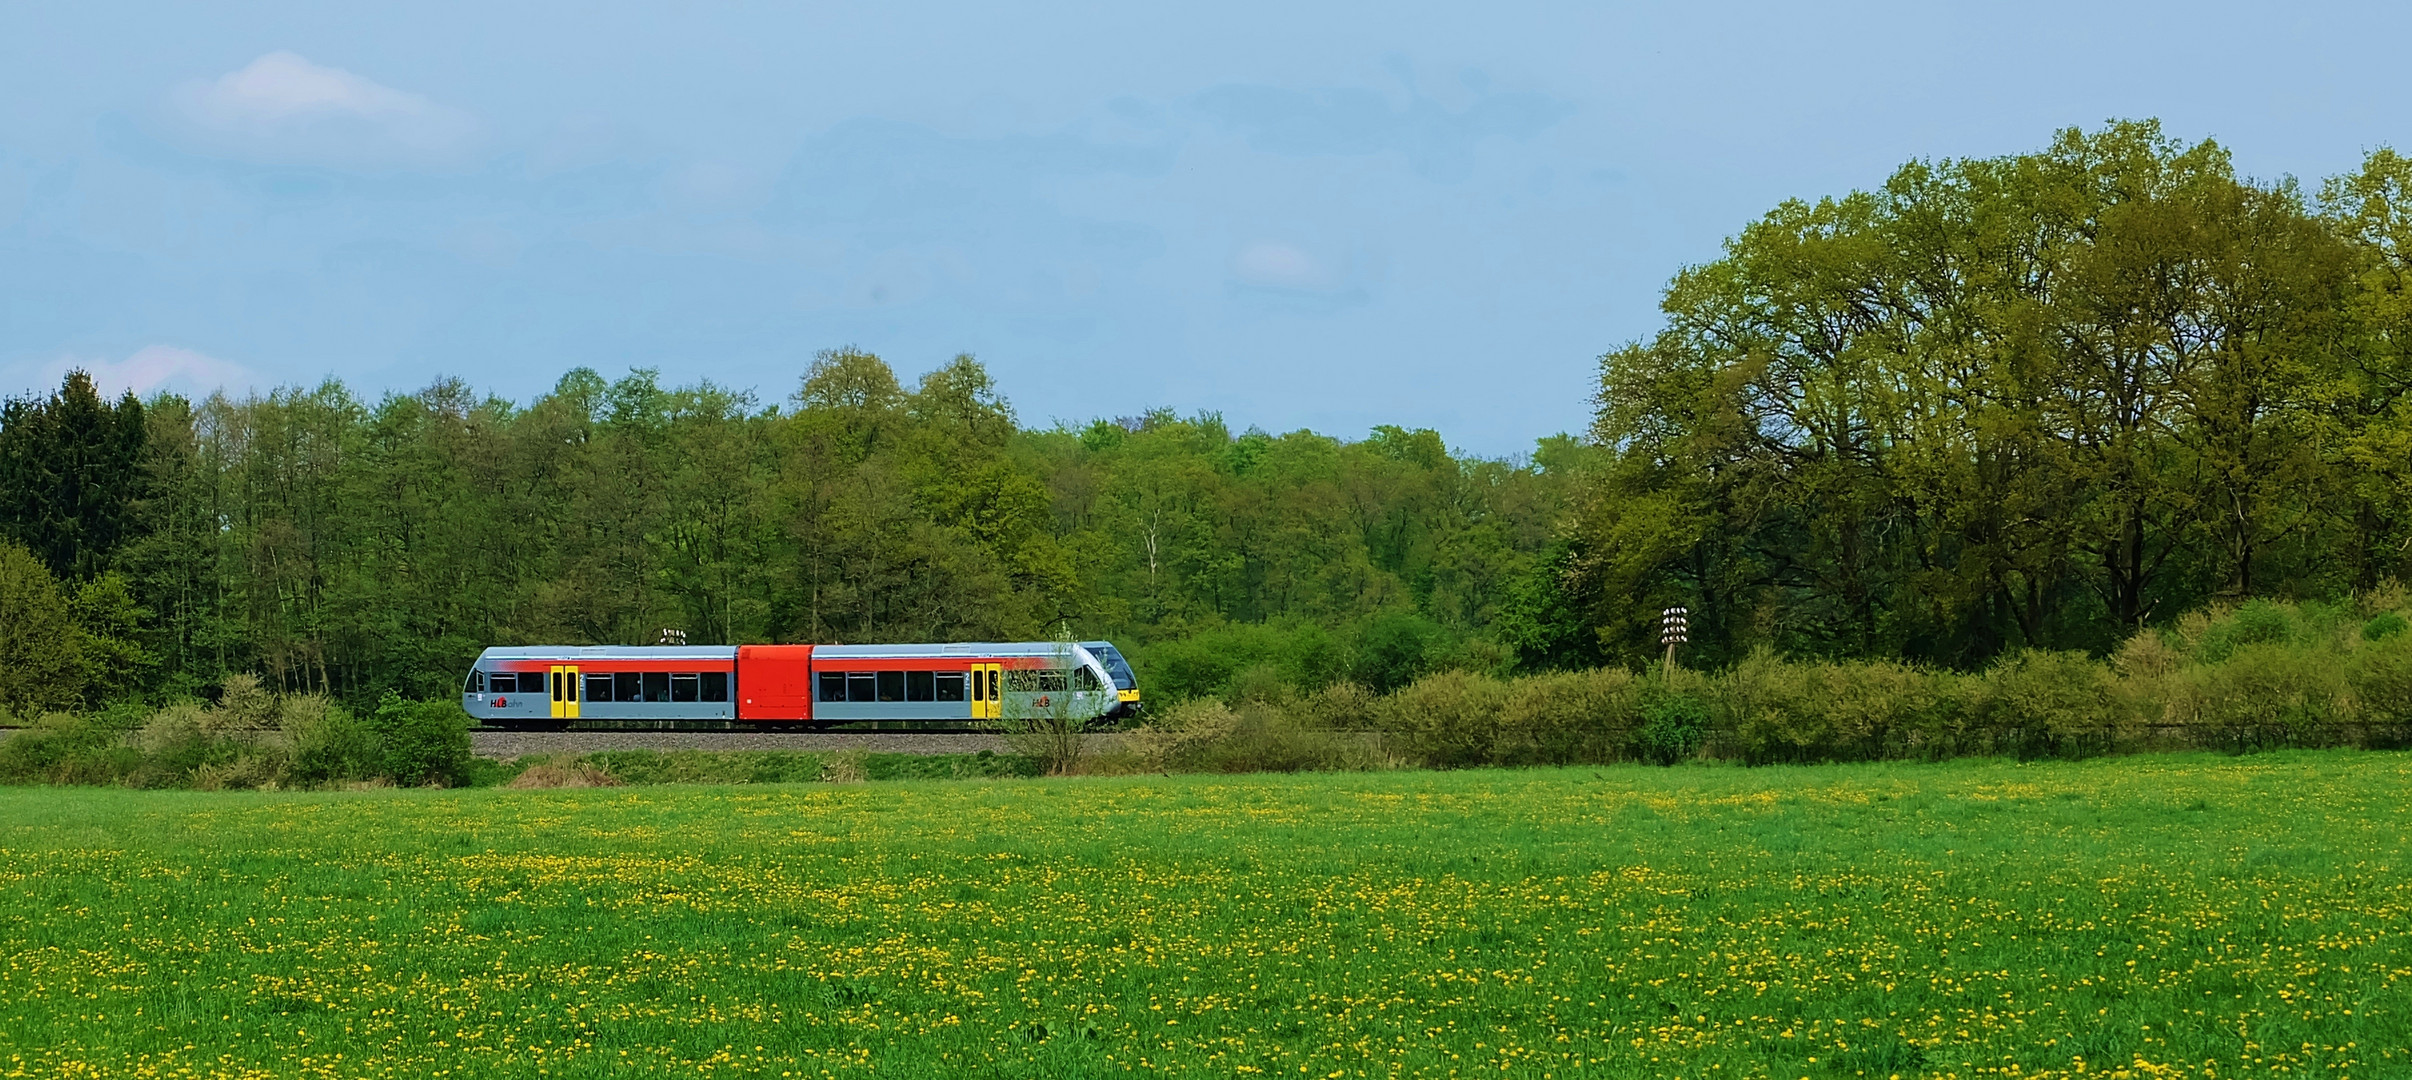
[1232,240,1335,291]
[16,346,260,400]
[169,52,477,168]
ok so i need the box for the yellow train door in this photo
[971,662,1003,721]
[550,664,581,720]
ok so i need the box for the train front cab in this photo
[1081,640,1141,720]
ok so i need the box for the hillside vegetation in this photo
[7,598,2407,791]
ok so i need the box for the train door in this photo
[550,664,580,720]
[970,663,1003,721]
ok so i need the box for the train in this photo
[461,640,1140,730]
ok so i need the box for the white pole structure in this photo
[1660,606,1689,680]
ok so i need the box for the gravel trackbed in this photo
[470,730,1013,758]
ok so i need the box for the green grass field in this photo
[2,753,2406,1079]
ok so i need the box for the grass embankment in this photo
[3,753,2405,1078]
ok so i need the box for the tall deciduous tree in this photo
[1575,121,2379,667]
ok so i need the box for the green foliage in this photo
[0,541,86,717]
[0,711,141,785]
[1572,124,2412,670]
[1119,695,1387,775]
[0,371,147,580]
[1715,650,1963,764]
[285,697,383,786]
[2198,600,2302,663]
[0,678,392,790]
[1139,620,1349,702]
[1974,650,2130,756]
[369,692,472,787]
[1492,667,1643,766]
[1377,670,1514,769]
[2345,633,2412,724]
[1350,611,1451,693]
[1635,685,1710,765]
[2360,611,2406,641]
[0,351,1576,708]
[2169,644,2351,751]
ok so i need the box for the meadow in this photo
[1,753,2405,1079]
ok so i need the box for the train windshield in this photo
[1081,641,1137,690]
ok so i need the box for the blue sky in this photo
[4,1,2407,455]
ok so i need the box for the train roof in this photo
[476,646,738,662]
[812,642,1102,661]
[473,642,1117,663]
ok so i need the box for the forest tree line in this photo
[0,350,1584,713]
[6,120,2412,716]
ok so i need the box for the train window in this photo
[671,673,700,703]
[586,674,614,702]
[906,670,934,701]
[1073,667,1101,691]
[877,670,905,702]
[819,672,846,701]
[848,672,876,702]
[643,672,671,703]
[615,672,640,702]
[550,671,564,700]
[936,671,966,702]
[465,670,485,694]
[701,671,728,702]
[1003,669,1032,693]
[1035,670,1068,693]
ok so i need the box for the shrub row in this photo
[0,675,471,789]
[1128,599,2412,770]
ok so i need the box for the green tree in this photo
[0,541,86,717]
[0,371,148,580]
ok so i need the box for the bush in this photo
[286,696,382,785]
[369,692,472,787]
[1494,668,1643,765]
[2346,633,2412,727]
[1635,684,1710,765]
[1378,670,1514,768]
[1716,650,1964,763]
[2169,643,2349,751]
[133,703,240,786]
[2362,611,2408,643]
[1972,650,2128,757]
[1122,697,1386,774]
[0,711,142,785]
[2195,600,2301,663]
